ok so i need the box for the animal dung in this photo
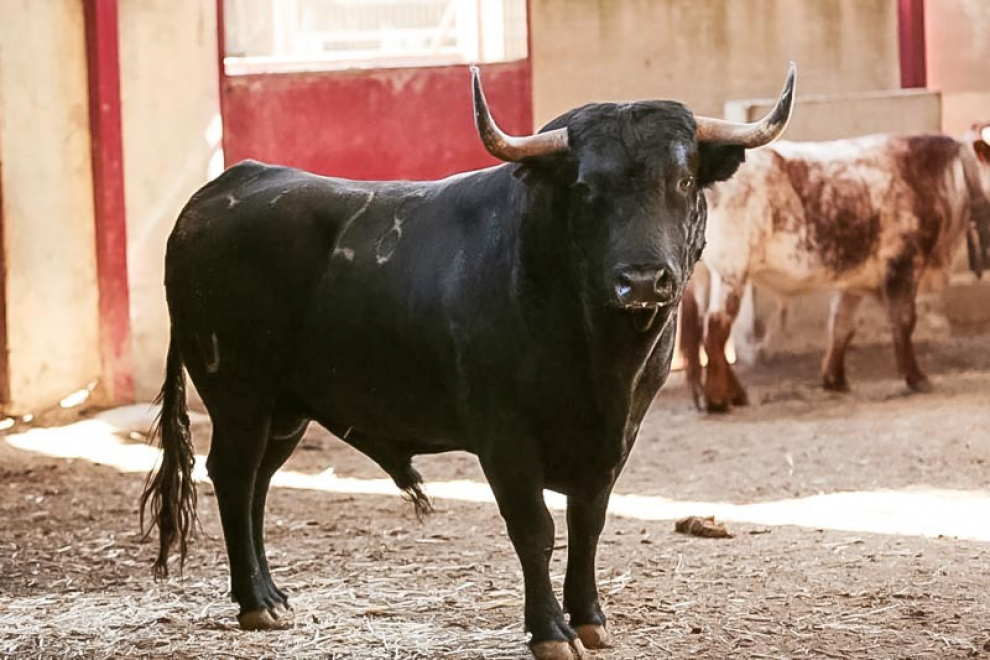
[674,515,734,538]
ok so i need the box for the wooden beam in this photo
[897,0,927,89]
[84,0,134,404]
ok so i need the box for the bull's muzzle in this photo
[613,266,677,331]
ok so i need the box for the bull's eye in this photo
[677,176,695,193]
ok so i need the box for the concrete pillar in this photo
[0,0,102,413]
[118,0,223,399]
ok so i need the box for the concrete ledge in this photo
[725,88,942,141]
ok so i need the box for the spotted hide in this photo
[680,127,990,412]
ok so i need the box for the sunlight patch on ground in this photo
[6,412,990,542]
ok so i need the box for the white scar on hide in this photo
[332,191,375,261]
[376,193,424,266]
[375,212,404,265]
[226,193,239,208]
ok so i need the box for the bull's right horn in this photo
[472,66,569,162]
[695,62,797,148]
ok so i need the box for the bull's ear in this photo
[974,139,990,165]
[697,142,746,188]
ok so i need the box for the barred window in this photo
[223,0,528,74]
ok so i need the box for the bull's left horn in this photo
[695,62,797,148]
[472,66,569,161]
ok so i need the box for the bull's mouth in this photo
[617,301,670,332]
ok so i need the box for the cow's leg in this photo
[203,392,284,630]
[882,262,932,392]
[703,273,748,412]
[678,284,705,411]
[481,452,586,660]
[250,413,309,615]
[821,290,862,392]
[563,486,613,649]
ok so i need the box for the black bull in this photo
[141,66,796,659]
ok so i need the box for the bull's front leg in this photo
[703,273,749,412]
[481,450,587,660]
[563,486,613,650]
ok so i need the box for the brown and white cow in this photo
[681,125,990,412]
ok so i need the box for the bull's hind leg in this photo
[250,412,310,615]
[822,290,862,391]
[882,260,932,392]
[202,391,286,630]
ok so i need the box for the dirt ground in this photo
[2,332,989,659]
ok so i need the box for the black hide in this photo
[149,98,746,651]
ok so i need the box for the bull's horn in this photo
[695,62,797,148]
[472,66,569,161]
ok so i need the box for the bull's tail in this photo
[139,332,198,580]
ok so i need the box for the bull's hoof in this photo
[531,638,588,660]
[574,623,611,649]
[907,376,933,393]
[705,398,731,414]
[822,375,850,392]
[238,607,291,631]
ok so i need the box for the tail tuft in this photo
[391,461,434,520]
[139,336,198,579]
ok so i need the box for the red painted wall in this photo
[221,60,532,181]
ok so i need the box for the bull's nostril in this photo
[654,269,673,295]
[616,273,633,299]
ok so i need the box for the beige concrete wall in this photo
[119,0,223,399]
[924,1,990,332]
[925,0,990,135]
[0,0,101,413]
[531,0,900,127]
[725,89,942,142]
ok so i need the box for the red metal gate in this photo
[217,1,533,181]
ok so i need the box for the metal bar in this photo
[83,0,134,404]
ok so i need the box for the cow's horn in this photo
[695,62,797,148]
[472,66,569,161]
